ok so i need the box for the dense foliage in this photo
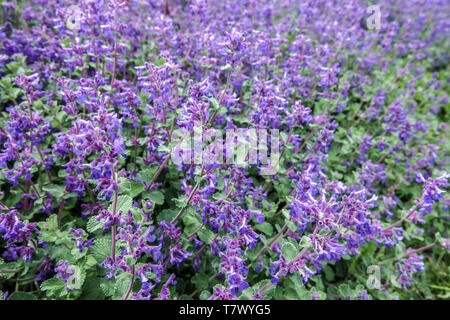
[0,0,449,300]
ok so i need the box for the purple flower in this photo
[35,254,56,282]
[169,243,192,267]
[55,260,78,290]
[208,286,238,300]
[69,228,94,253]
[394,249,426,289]
[0,209,37,261]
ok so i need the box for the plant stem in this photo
[379,243,436,265]
[57,199,65,229]
[382,206,416,232]
[171,179,201,224]
[0,269,19,274]
[145,133,188,192]
[122,264,135,300]
[255,224,288,259]
[285,129,316,174]
[207,70,231,128]
[111,168,119,260]
[0,200,9,210]
[36,146,53,183]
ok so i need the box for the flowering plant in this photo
[0,0,448,300]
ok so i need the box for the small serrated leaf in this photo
[256,222,273,236]
[91,238,113,263]
[100,281,115,297]
[41,277,66,292]
[191,273,209,290]
[42,184,66,198]
[129,182,145,198]
[199,290,210,300]
[143,190,164,205]
[7,292,37,300]
[281,242,297,263]
[87,216,103,233]
[80,275,105,300]
[157,209,176,223]
[197,228,215,244]
[108,195,133,216]
[114,272,132,299]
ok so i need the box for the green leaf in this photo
[7,292,37,300]
[390,274,402,289]
[114,272,133,299]
[128,182,145,198]
[199,290,210,300]
[71,247,87,260]
[338,283,351,297]
[3,191,22,208]
[131,207,145,224]
[197,228,215,244]
[290,273,309,299]
[299,236,312,249]
[91,238,112,263]
[155,57,165,66]
[42,184,66,198]
[323,266,335,282]
[281,242,297,263]
[85,255,98,269]
[41,278,66,292]
[87,216,103,233]
[255,222,273,236]
[208,97,220,110]
[191,273,209,290]
[108,195,133,216]
[137,168,157,184]
[157,209,177,223]
[286,220,297,232]
[361,241,377,258]
[0,261,19,275]
[143,190,165,205]
[219,64,232,71]
[100,281,115,297]
[182,207,202,235]
[395,242,406,259]
[63,192,78,200]
[255,280,276,298]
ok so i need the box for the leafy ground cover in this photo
[0,0,449,300]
